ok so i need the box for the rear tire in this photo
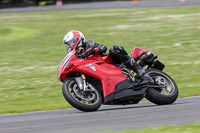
[62,79,102,112]
[145,69,178,105]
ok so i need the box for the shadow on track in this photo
[98,104,157,112]
[97,101,192,112]
[66,101,192,114]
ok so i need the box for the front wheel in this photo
[145,69,178,105]
[62,79,102,112]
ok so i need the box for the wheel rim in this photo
[68,80,99,105]
[148,71,175,95]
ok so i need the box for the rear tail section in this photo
[131,47,148,59]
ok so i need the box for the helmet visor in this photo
[64,36,78,46]
[64,36,79,52]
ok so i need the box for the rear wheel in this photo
[145,69,178,105]
[62,79,102,112]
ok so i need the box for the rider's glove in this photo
[76,47,84,53]
[80,48,100,58]
[92,48,99,55]
[85,48,93,55]
[75,47,84,58]
[81,48,93,58]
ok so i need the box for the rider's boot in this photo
[125,56,146,80]
[125,57,154,83]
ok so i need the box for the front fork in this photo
[74,73,87,91]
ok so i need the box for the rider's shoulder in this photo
[86,40,95,43]
[86,40,95,46]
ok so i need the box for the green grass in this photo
[0,6,200,114]
[99,123,200,133]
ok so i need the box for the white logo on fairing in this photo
[85,64,93,67]
[90,66,96,71]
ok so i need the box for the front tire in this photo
[145,69,178,105]
[62,79,102,112]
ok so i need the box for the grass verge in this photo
[100,123,200,133]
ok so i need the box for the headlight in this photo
[62,59,70,72]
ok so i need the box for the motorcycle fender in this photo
[152,60,165,71]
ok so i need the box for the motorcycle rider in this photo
[63,30,146,80]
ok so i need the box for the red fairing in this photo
[59,51,75,75]
[58,52,127,97]
[131,47,148,59]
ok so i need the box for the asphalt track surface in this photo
[0,96,200,133]
[0,0,200,13]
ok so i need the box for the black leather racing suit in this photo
[78,41,146,79]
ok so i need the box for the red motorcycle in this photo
[58,47,178,112]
